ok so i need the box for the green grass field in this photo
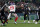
[0,20,40,27]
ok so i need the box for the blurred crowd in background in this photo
[0,0,40,13]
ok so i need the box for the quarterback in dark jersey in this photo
[1,7,9,26]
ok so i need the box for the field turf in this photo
[0,20,40,27]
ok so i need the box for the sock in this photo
[3,21,5,24]
[3,22,5,24]
[15,17,18,22]
[6,19,8,22]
